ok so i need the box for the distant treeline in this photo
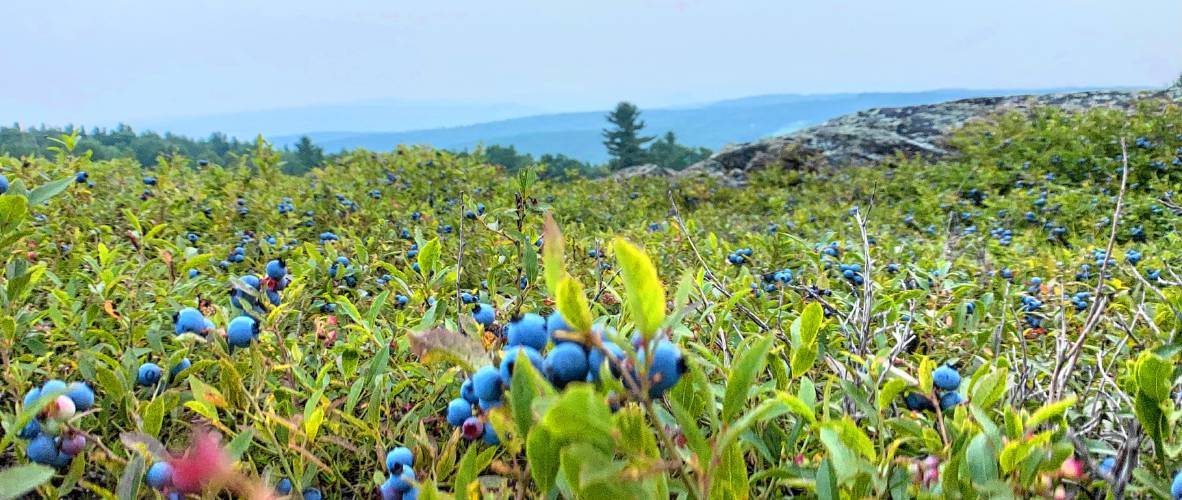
[0,124,329,174]
[1,101,711,177]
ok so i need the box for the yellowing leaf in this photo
[542,212,565,295]
[555,274,593,335]
[613,238,665,337]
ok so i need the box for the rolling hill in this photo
[270,88,1110,163]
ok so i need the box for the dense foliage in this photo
[1,99,1182,499]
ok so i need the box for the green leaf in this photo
[1135,352,1173,402]
[815,459,838,500]
[878,378,908,412]
[1024,397,1076,431]
[555,275,593,335]
[142,398,164,437]
[966,433,999,485]
[115,454,145,500]
[225,429,254,461]
[789,302,823,378]
[417,238,440,278]
[510,346,554,437]
[526,427,560,493]
[0,194,29,233]
[721,335,773,422]
[540,385,614,452]
[27,176,72,206]
[612,238,665,338]
[542,212,565,295]
[0,464,56,499]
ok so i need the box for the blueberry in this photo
[544,342,589,388]
[18,419,41,439]
[174,307,208,335]
[588,340,626,383]
[471,366,503,402]
[932,365,961,391]
[302,488,322,500]
[482,423,500,445]
[26,434,58,465]
[66,382,95,411]
[137,363,163,386]
[639,339,686,398]
[472,303,495,326]
[385,446,414,473]
[1171,469,1182,499]
[276,478,292,495]
[59,433,86,456]
[446,398,473,427]
[505,313,547,350]
[461,416,484,440]
[227,316,257,348]
[500,346,544,387]
[170,358,192,379]
[903,392,935,412]
[265,259,287,279]
[23,387,42,407]
[478,399,501,412]
[146,462,173,490]
[939,391,963,411]
[547,312,574,343]
[385,468,416,494]
[460,379,477,404]
[1098,457,1115,477]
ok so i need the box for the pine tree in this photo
[602,102,654,170]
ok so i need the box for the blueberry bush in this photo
[2,101,1182,498]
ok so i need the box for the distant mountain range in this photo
[263,88,1110,163]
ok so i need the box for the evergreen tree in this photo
[646,131,712,170]
[292,136,324,171]
[602,101,654,170]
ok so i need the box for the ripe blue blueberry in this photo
[1098,457,1115,476]
[42,379,67,396]
[932,365,961,391]
[396,295,409,307]
[276,478,292,495]
[227,316,257,348]
[26,434,58,465]
[265,259,287,280]
[483,423,500,445]
[66,382,95,411]
[505,313,547,350]
[0,174,8,194]
[939,391,963,411]
[472,304,495,327]
[302,488,323,500]
[1171,468,1182,499]
[460,379,477,404]
[478,399,501,412]
[137,363,163,386]
[588,340,626,383]
[639,339,686,398]
[385,468,416,493]
[23,387,42,407]
[174,307,208,335]
[546,312,574,343]
[18,420,41,439]
[544,342,589,388]
[500,346,544,387]
[385,446,414,473]
[170,358,192,380]
[904,392,935,412]
[446,398,473,427]
[146,462,173,490]
[472,366,503,402]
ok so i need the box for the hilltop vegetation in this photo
[1,98,1182,498]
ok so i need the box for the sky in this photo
[2,0,1179,128]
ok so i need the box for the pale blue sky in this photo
[2,0,1179,127]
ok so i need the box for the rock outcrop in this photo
[678,86,1177,186]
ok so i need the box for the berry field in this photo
[3,101,1182,499]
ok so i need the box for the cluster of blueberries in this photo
[989,227,1013,246]
[463,203,486,220]
[276,197,296,215]
[837,263,864,285]
[726,247,753,266]
[451,307,687,443]
[903,364,963,413]
[378,447,421,500]
[328,256,358,287]
[19,380,96,467]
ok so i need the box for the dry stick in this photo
[666,190,772,334]
[854,209,873,358]
[1052,137,1129,401]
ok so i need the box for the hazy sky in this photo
[2,0,1179,126]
